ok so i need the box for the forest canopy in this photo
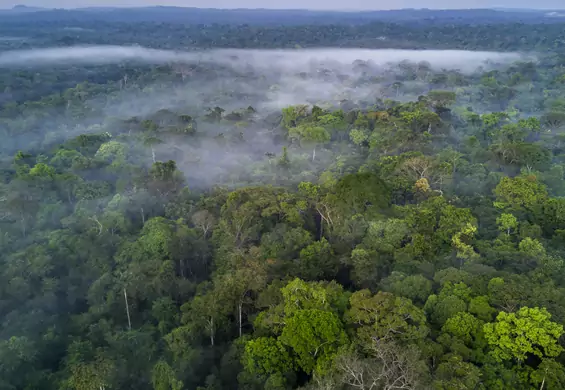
[2,7,565,390]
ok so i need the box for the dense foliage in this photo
[3,8,565,390]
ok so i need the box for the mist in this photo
[56,45,526,116]
[0,45,525,73]
[0,45,537,189]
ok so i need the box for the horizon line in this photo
[2,5,564,12]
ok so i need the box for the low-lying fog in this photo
[0,45,533,187]
[0,45,526,74]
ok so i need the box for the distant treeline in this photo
[0,7,559,26]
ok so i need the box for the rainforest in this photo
[1,6,565,390]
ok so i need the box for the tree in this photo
[115,217,178,303]
[333,172,390,216]
[334,341,428,390]
[289,124,331,161]
[64,341,115,390]
[95,140,128,164]
[530,359,565,390]
[253,278,347,342]
[518,237,545,261]
[249,278,351,378]
[494,175,548,211]
[148,160,184,198]
[399,109,441,134]
[243,337,294,376]
[217,251,267,337]
[298,238,337,281]
[349,128,369,147]
[480,112,508,141]
[191,210,216,237]
[442,312,484,346]
[483,307,564,363]
[382,273,433,305]
[424,287,468,326]
[541,111,565,131]
[469,296,497,322]
[204,106,225,122]
[152,360,184,390]
[497,213,518,235]
[183,283,230,346]
[427,90,456,114]
[298,181,337,239]
[282,105,309,128]
[280,278,347,316]
[317,111,348,139]
[346,290,429,344]
[433,355,482,390]
[487,276,531,313]
[518,117,541,133]
[260,224,313,262]
[279,309,348,374]
[348,248,381,288]
[451,222,479,267]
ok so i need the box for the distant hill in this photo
[4,5,50,13]
[0,6,559,25]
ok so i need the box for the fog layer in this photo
[0,45,533,188]
[0,45,525,73]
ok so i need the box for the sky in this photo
[0,0,564,9]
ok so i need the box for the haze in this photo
[0,46,524,73]
[0,44,529,186]
[2,0,565,10]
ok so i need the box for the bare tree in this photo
[402,156,433,179]
[335,340,428,390]
[191,210,216,237]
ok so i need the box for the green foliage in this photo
[333,172,390,214]
[243,337,294,376]
[382,273,433,305]
[469,296,497,322]
[497,213,518,235]
[280,278,347,316]
[298,238,336,280]
[279,309,348,374]
[433,355,482,390]
[346,290,429,343]
[349,128,369,146]
[288,124,330,160]
[483,307,564,363]
[494,175,548,211]
[425,294,468,326]
[4,18,565,390]
[442,312,484,345]
[152,361,184,390]
[529,359,565,390]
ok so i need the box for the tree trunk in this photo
[238,302,243,338]
[20,211,26,238]
[123,288,132,330]
[210,317,215,346]
[317,212,323,241]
